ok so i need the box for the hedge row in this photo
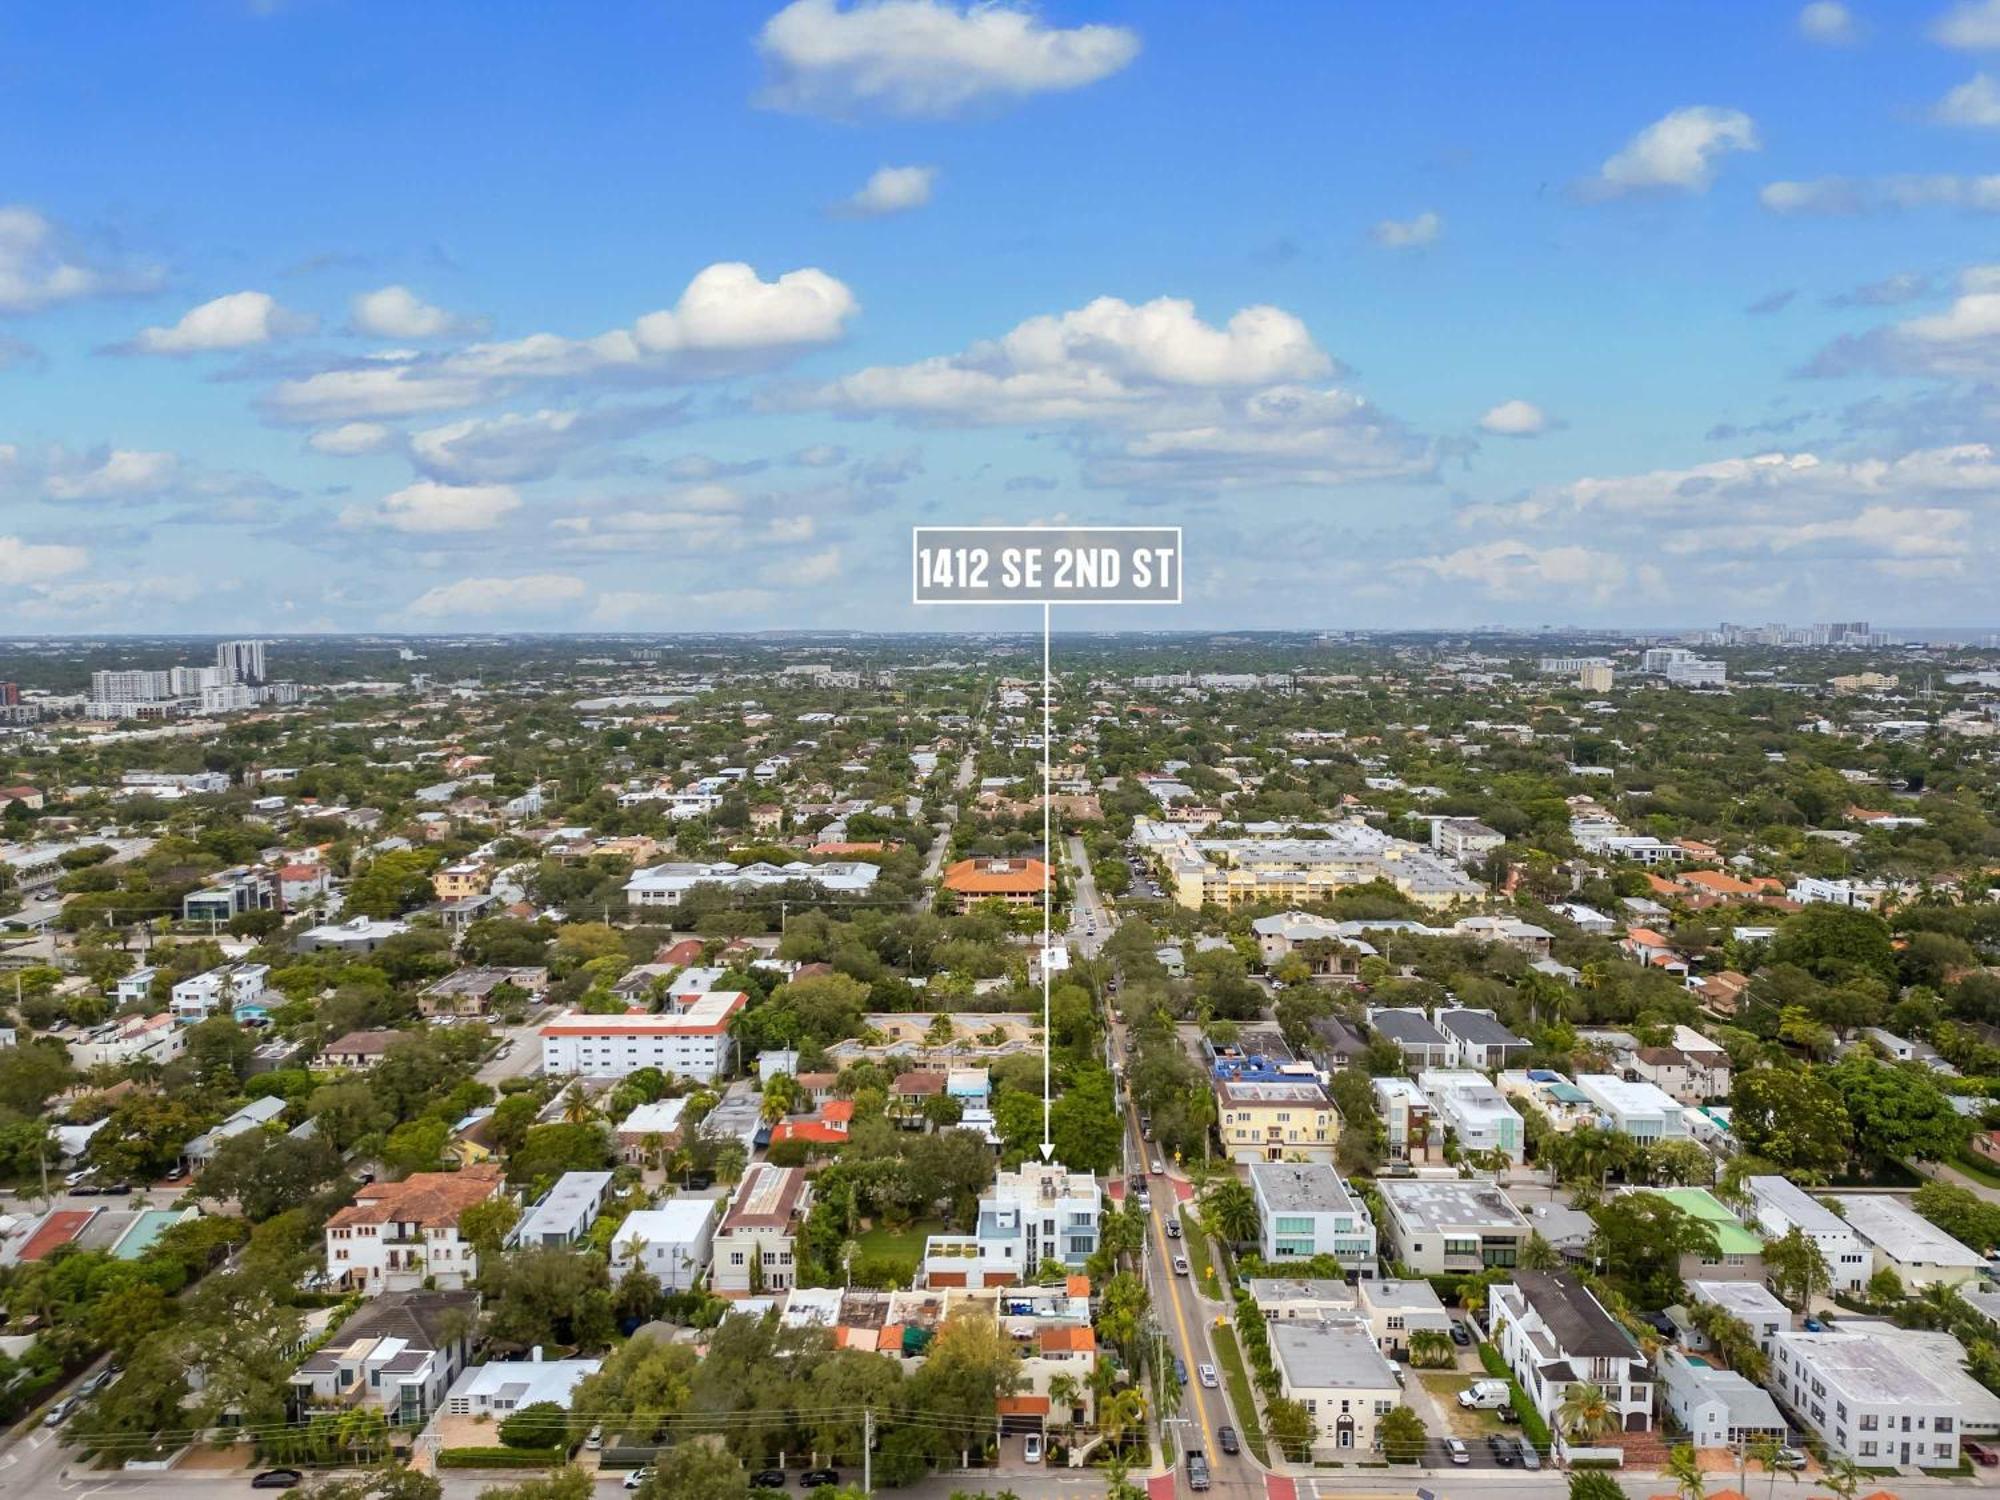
[1476,1342,1553,1452]
[437,1446,570,1470]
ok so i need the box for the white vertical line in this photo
[1042,598,1053,1152]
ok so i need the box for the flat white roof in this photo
[1745,1175,1848,1236]
[1575,1072,1683,1116]
[1834,1194,1984,1267]
[612,1200,719,1244]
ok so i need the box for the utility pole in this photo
[862,1407,873,1495]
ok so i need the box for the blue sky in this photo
[4,0,2000,632]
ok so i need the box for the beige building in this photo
[1216,1079,1338,1164]
[1269,1319,1403,1456]
[713,1164,812,1297]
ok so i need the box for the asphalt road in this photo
[1064,834,1108,959]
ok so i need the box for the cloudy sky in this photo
[6,0,2000,632]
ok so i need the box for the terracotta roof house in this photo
[325,1163,506,1293]
[769,1098,855,1147]
[316,1029,402,1070]
[942,857,1050,909]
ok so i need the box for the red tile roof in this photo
[18,1210,92,1262]
[326,1164,503,1231]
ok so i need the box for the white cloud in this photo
[841,164,938,216]
[124,290,315,354]
[1762,171,2000,213]
[0,205,162,313]
[756,0,1139,118]
[0,535,88,584]
[43,449,180,502]
[792,443,849,467]
[1408,540,1636,604]
[342,480,521,534]
[1370,210,1441,249]
[1798,1,1858,44]
[404,573,586,619]
[1478,399,1549,437]
[1805,265,2000,376]
[762,546,843,585]
[630,263,856,355]
[1935,0,2000,48]
[265,263,856,423]
[1935,72,2000,126]
[1591,106,1759,196]
[785,292,1427,490]
[350,285,478,339]
[308,422,396,456]
[406,403,686,483]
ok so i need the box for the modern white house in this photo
[1743,1175,1871,1293]
[608,1199,720,1291]
[920,1160,1103,1289]
[1372,1076,1435,1164]
[1490,1272,1653,1437]
[443,1351,603,1418]
[290,1290,477,1427]
[511,1171,614,1250]
[1833,1194,1985,1290]
[1248,1162,1378,1275]
[1687,1280,1791,1355]
[1435,1008,1532,1069]
[1416,1069,1525,1165]
[169,962,270,1022]
[1376,1177,1532,1275]
[1573,1073,1688,1140]
[67,1012,182,1070]
[1268,1319,1403,1457]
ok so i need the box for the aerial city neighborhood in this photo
[0,625,1995,1500]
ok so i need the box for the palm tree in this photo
[1553,1382,1615,1446]
[1666,1441,1707,1500]
[1821,1456,1861,1500]
[1408,1328,1456,1368]
[1100,1387,1146,1454]
[560,1083,596,1126]
[1200,1178,1259,1250]
[1047,1372,1081,1450]
[1747,1436,1801,1500]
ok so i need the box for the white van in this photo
[1457,1378,1512,1410]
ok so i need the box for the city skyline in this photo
[5,1,2000,632]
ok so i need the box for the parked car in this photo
[623,1468,653,1491]
[584,1425,603,1451]
[1445,1438,1469,1465]
[801,1469,841,1489]
[1197,1363,1218,1389]
[1772,1448,1807,1470]
[1217,1425,1239,1455]
[1024,1433,1042,1464]
[1449,1322,1472,1346]
[751,1469,787,1488]
[250,1473,303,1491]
[1488,1435,1515,1466]
[1517,1437,1541,1470]
[1965,1441,1998,1468]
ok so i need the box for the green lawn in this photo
[854,1220,946,1266]
[1951,1151,2000,1190]
[1208,1324,1270,1465]
[1178,1214,1226,1296]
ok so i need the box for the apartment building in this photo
[1134,816,1481,911]
[1743,1175,1871,1293]
[1769,1328,1963,1465]
[169,962,270,1022]
[940,857,1050,909]
[1431,817,1504,863]
[1216,1078,1338,1164]
[625,858,880,908]
[1248,1162,1378,1275]
[1376,1177,1531,1275]
[1269,1319,1403,1457]
[921,1160,1102,1289]
[713,1164,811,1296]
[1833,1194,1985,1290]
[1649,1188,1764,1282]
[1491,1272,1653,1436]
[1687,1280,1791,1355]
[539,991,747,1081]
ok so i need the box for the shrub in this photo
[437,1446,570,1469]
[498,1401,572,1450]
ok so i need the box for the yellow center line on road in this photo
[1128,1094,1219,1472]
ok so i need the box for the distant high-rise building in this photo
[216,639,269,685]
[169,665,221,696]
[90,669,172,703]
[0,683,16,707]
